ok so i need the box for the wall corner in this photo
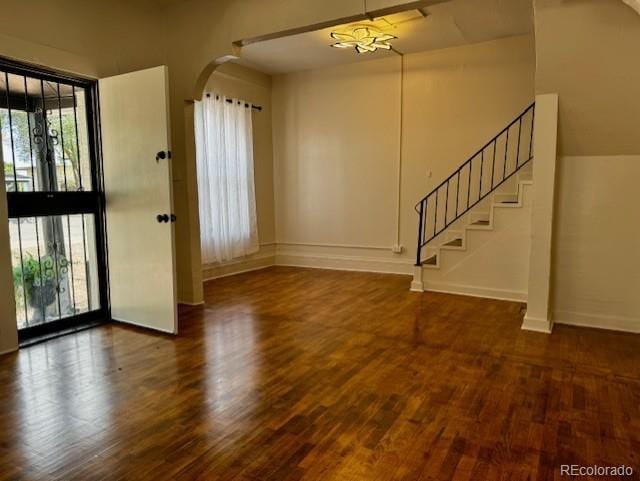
[0,149,19,354]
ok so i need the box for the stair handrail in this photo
[415,103,536,266]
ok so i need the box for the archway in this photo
[184,53,274,298]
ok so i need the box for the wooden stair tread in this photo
[473,220,490,226]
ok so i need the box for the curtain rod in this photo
[206,93,262,111]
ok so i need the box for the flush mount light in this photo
[330,26,396,53]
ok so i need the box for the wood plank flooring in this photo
[0,266,639,480]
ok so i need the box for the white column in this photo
[522,94,559,333]
[411,265,424,292]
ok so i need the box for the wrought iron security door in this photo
[0,58,108,341]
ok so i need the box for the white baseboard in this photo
[424,280,527,303]
[200,243,412,279]
[112,318,177,335]
[275,250,413,276]
[203,262,273,281]
[522,313,553,333]
[177,300,205,307]
[553,310,640,334]
[199,244,529,304]
[202,246,276,281]
[0,345,18,356]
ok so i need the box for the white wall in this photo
[535,0,640,332]
[271,34,536,280]
[552,156,640,332]
[272,57,400,250]
[535,0,640,155]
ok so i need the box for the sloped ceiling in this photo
[623,0,640,14]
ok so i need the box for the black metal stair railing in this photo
[415,103,536,266]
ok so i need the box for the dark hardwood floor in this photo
[1,266,639,480]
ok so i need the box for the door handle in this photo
[170,214,177,223]
[156,214,169,223]
[156,150,172,162]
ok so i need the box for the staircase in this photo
[412,104,535,300]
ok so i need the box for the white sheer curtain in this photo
[195,94,259,264]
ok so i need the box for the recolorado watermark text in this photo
[560,465,634,477]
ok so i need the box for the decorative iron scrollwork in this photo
[46,110,59,147]
[32,108,46,154]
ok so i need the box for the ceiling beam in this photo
[232,0,449,47]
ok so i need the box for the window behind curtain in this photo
[194,94,259,264]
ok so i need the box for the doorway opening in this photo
[0,58,108,342]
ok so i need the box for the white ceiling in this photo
[236,0,534,75]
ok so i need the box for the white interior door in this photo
[99,66,177,334]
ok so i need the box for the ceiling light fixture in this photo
[330,26,396,54]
